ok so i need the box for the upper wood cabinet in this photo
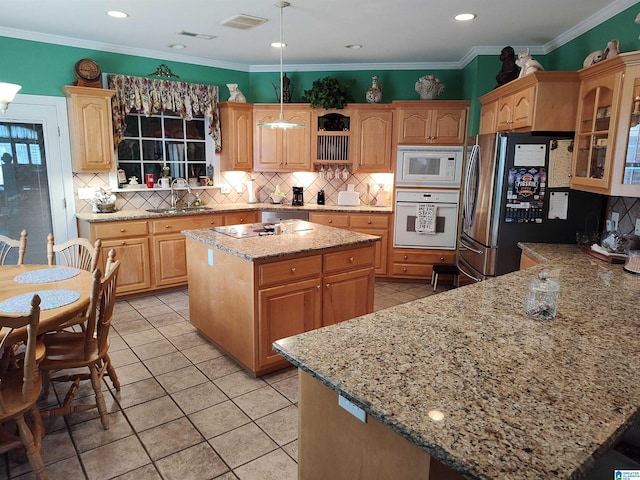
[478,71,580,134]
[570,51,640,197]
[219,102,253,171]
[352,105,394,173]
[393,101,469,145]
[254,104,311,172]
[63,86,115,173]
[310,107,356,169]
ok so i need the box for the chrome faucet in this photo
[170,178,192,209]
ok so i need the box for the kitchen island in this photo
[183,220,379,376]
[274,243,640,479]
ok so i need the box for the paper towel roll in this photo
[247,180,257,203]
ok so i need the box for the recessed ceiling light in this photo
[169,44,186,49]
[455,13,476,21]
[106,10,129,18]
[345,44,363,49]
[271,42,286,48]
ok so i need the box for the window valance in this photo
[107,74,221,151]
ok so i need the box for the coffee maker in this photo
[292,186,304,206]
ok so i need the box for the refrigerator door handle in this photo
[463,144,479,231]
[457,261,483,283]
[460,238,484,255]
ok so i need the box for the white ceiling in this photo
[0,0,637,72]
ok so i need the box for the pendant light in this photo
[258,1,305,129]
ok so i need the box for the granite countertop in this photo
[76,203,393,223]
[274,242,640,479]
[182,220,380,261]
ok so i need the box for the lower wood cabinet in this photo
[519,251,540,270]
[391,248,456,280]
[78,211,255,296]
[309,212,390,276]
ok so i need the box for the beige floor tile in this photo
[197,355,243,381]
[124,396,183,433]
[175,308,190,320]
[255,405,298,446]
[209,423,278,469]
[169,331,210,350]
[143,351,192,376]
[282,440,298,462]
[108,347,139,367]
[262,366,297,384]
[155,365,209,394]
[112,308,143,322]
[189,400,251,439]
[234,386,291,420]
[112,377,166,409]
[114,301,136,313]
[121,328,165,347]
[138,417,203,460]
[171,382,227,414]
[214,473,240,480]
[145,312,187,328]
[181,342,224,364]
[233,448,298,480]
[214,370,268,398]
[71,411,134,453]
[43,455,86,479]
[131,338,178,360]
[81,435,150,480]
[113,317,154,334]
[112,361,152,386]
[271,375,298,404]
[127,296,165,309]
[155,442,229,480]
[112,464,162,479]
[108,335,128,352]
[156,319,198,338]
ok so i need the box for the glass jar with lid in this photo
[526,272,560,320]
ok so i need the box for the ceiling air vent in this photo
[220,14,268,30]
[177,31,216,40]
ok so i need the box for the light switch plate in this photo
[78,187,96,200]
[338,395,367,423]
[611,212,619,232]
[220,185,231,194]
[635,218,640,236]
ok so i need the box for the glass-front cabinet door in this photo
[623,78,640,186]
[571,74,619,191]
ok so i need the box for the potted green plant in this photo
[302,76,354,109]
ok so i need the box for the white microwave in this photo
[396,146,464,188]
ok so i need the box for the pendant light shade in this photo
[258,1,305,129]
[0,83,22,113]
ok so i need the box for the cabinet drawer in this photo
[225,211,258,225]
[392,250,455,265]
[392,263,433,277]
[309,213,349,228]
[324,247,375,274]
[94,220,148,238]
[151,214,223,234]
[258,255,322,288]
[349,214,389,229]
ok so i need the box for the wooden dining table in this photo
[0,264,94,346]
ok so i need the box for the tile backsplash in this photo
[73,171,394,213]
[608,196,640,236]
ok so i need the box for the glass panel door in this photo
[624,78,640,185]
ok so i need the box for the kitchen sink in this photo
[146,206,214,214]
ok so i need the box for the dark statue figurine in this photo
[496,46,519,88]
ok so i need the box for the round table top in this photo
[0,264,94,346]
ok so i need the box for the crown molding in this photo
[249,61,462,73]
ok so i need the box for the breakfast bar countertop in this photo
[273,242,640,479]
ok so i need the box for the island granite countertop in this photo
[182,220,380,261]
[273,242,640,479]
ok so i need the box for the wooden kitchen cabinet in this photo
[309,212,391,276]
[519,251,540,270]
[63,86,115,173]
[478,71,579,133]
[254,105,311,171]
[323,267,375,326]
[570,51,640,197]
[352,105,394,173]
[219,102,253,171]
[391,248,456,280]
[79,219,151,294]
[223,211,259,225]
[393,101,469,145]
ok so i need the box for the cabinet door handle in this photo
[239,218,244,223]
[349,257,354,262]
[440,256,444,261]
[328,219,333,223]
[403,267,407,272]
[291,267,296,273]
[403,255,408,260]
[120,228,125,232]
[367,220,372,224]
[325,283,330,288]
[120,241,126,245]
[165,225,171,229]
[316,285,321,290]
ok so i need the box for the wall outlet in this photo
[611,212,619,232]
[77,187,96,200]
[636,218,640,236]
[220,184,231,194]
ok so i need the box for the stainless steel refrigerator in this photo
[458,132,606,282]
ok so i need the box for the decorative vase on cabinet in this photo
[366,76,383,104]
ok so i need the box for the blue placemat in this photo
[14,267,81,284]
[0,290,81,313]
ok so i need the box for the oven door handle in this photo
[459,239,483,255]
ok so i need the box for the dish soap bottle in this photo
[193,193,202,207]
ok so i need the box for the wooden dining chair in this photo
[0,229,28,265]
[46,233,101,272]
[39,260,121,430]
[0,294,47,480]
